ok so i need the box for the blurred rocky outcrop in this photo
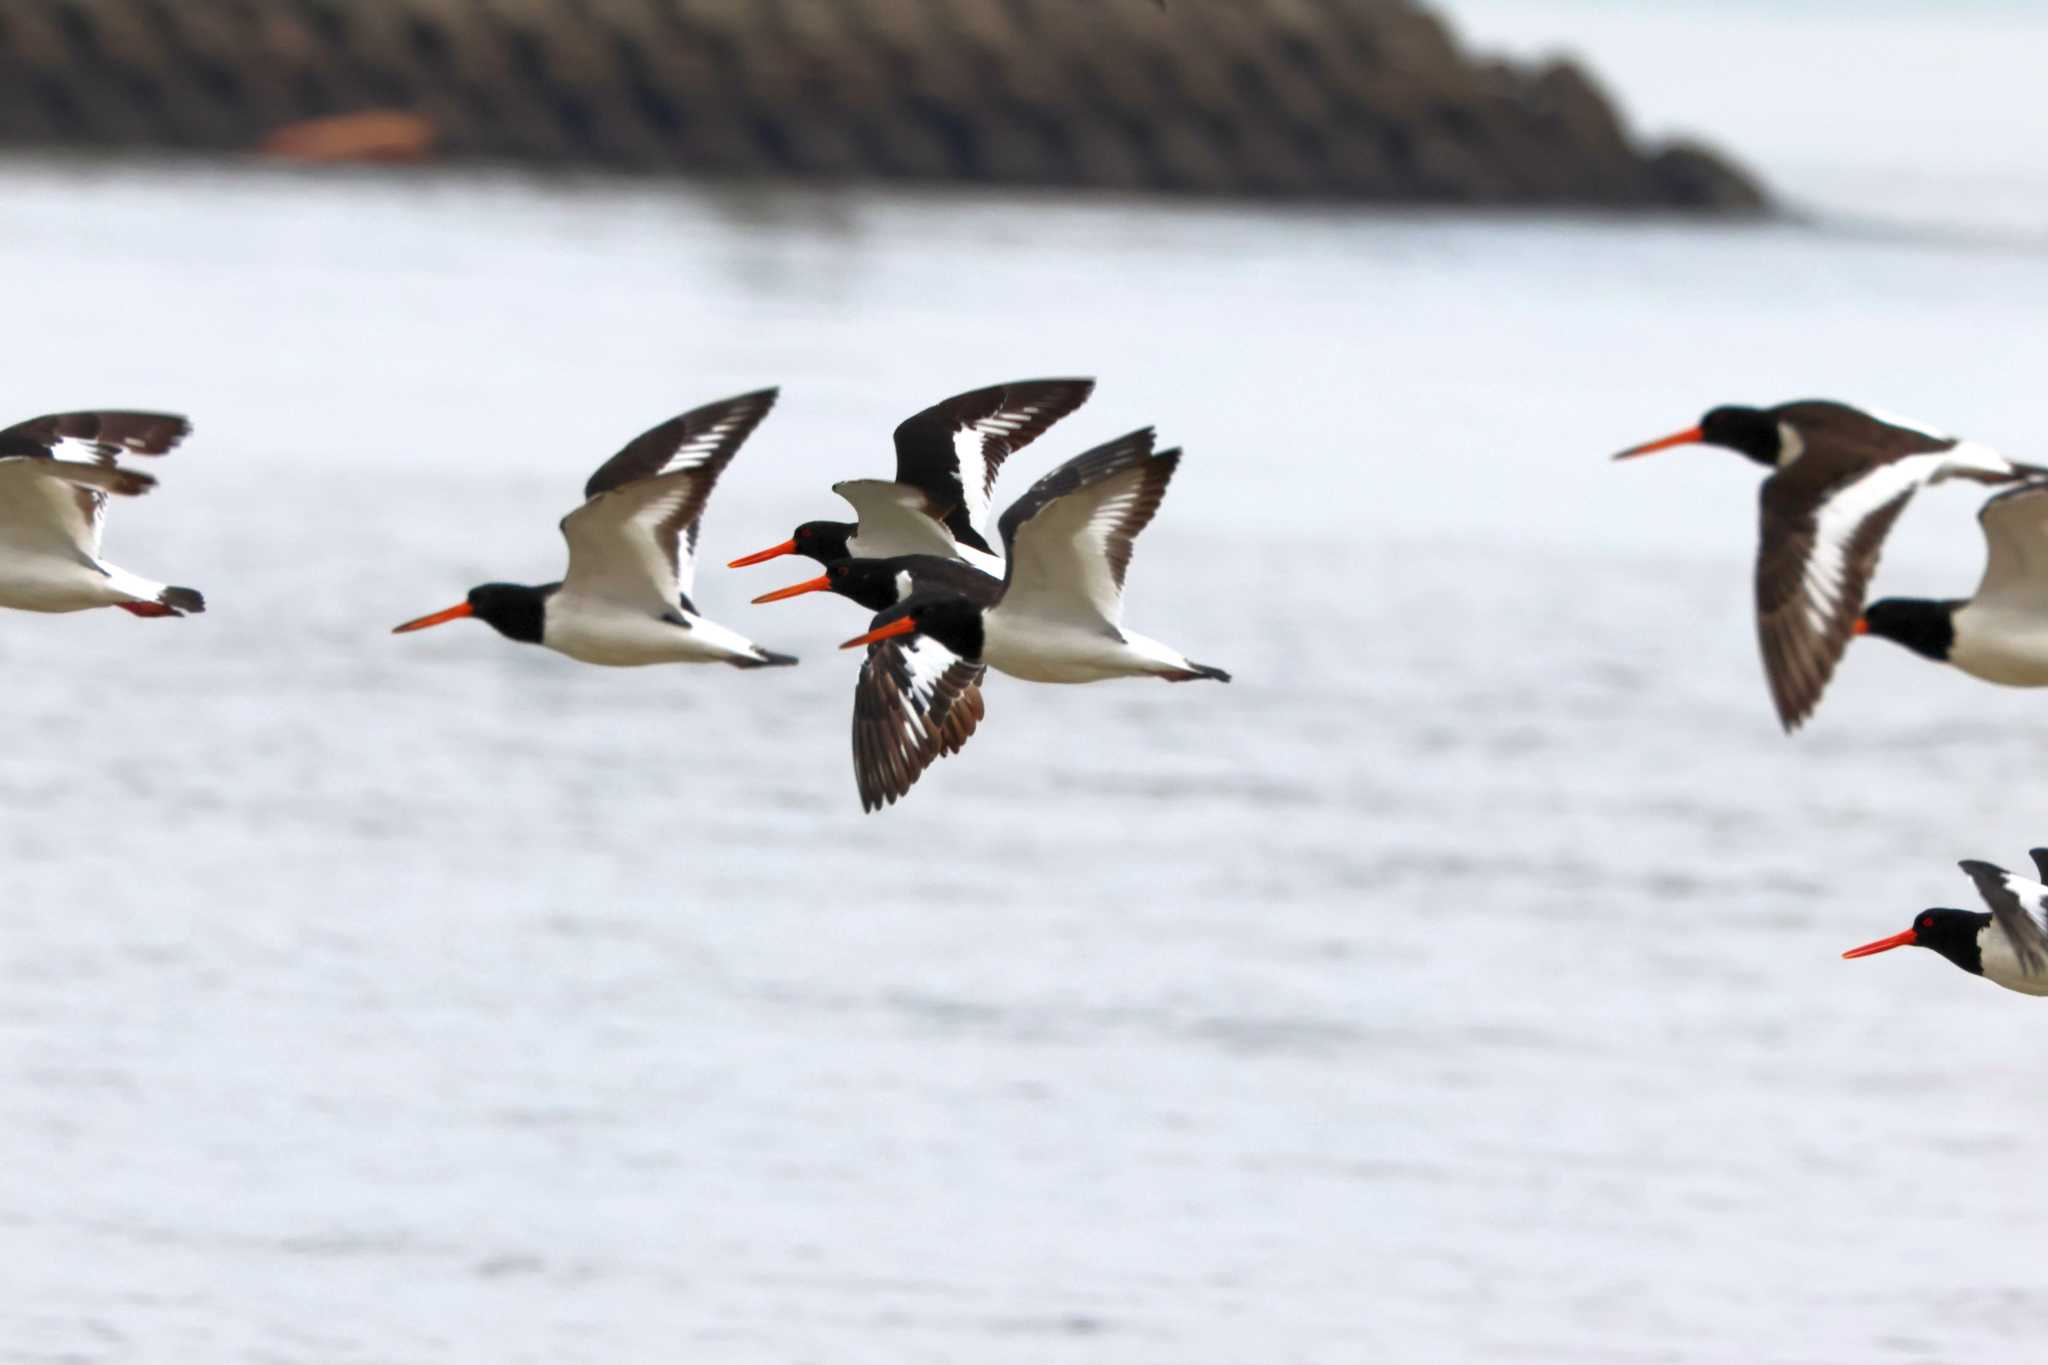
[0,0,1767,210]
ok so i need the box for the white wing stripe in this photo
[952,426,995,532]
[1803,455,1948,635]
[1863,407,1956,443]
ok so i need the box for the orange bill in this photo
[753,575,832,605]
[840,616,920,650]
[1841,928,1917,959]
[1611,426,1704,461]
[392,602,474,634]
[728,539,797,568]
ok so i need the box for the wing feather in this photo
[891,379,1094,551]
[561,390,776,611]
[851,632,987,812]
[0,410,189,556]
[996,428,1174,630]
[1755,462,1927,731]
[1971,480,2048,612]
[1961,860,2048,979]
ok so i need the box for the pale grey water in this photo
[10,10,2048,1361]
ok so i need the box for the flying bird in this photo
[393,390,797,669]
[1843,853,2048,997]
[755,554,1003,811]
[0,410,203,619]
[1857,480,2048,687]
[727,378,1094,575]
[1614,399,2039,730]
[841,427,1231,685]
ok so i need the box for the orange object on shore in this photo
[259,111,438,163]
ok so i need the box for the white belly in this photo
[1981,936,2048,996]
[543,598,754,667]
[1949,607,2048,686]
[0,552,130,613]
[982,614,1190,684]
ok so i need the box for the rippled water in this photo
[9,42,2048,1361]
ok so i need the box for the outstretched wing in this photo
[560,389,777,612]
[1961,859,2048,979]
[996,427,1174,631]
[852,630,986,813]
[1971,480,2048,613]
[891,379,1094,553]
[1754,461,1923,732]
[0,410,189,556]
[831,478,967,560]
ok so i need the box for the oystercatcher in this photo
[750,554,1000,612]
[727,378,1094,575]
[754,554,1004,811]
[1614,400,2038,730]
[1857,480,2048,686]
[0,410,204,619]
[393,389,797,669]
[840,427,1231,685]
[1843,853,2048,997]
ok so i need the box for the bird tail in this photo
[1163,661,1231,683]
[114,585,204,618]
[730,649,799,669]
[159,586,206,614]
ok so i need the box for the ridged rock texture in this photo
[0,0,1766,209]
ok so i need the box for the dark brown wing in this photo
[1962,860,2048,978]
[0,411,190,462]
[561,390,778,611]
[0,411,190,545]
[582,388,777,501]
[852,631,987,813]
[891,379,1094,553]
[1754,469,1916,732]
[1770,401,1955,465]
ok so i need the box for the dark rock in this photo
[1650,140,1772,213]
[0,0,1770,211]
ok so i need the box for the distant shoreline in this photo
[0,0,1766,211]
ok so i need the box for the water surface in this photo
[7,11,2048,1360]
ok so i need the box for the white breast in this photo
[0,547,129,613]
[1948,604,2048,686]
[1980,927,2048,996]
[981,612,1192,684]
[543,596,734,667]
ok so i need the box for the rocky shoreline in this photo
[0,0,1766,210]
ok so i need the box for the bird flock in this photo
[1616,399,2048,997]
[12,390,2048,996]
[0,381,1227,817]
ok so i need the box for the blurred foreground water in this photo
[9,14,2048,1353]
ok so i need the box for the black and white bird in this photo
[392,389,797,669]
[840,427,1231,685]
[754,554,1003,811]
[1843,853,2048,997]
[1857,480,2048,686]
[1614,399,2039,730]
[0,410,204,619]
[727,378,1094,575]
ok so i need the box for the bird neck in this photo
[1860,598,1958,663]
[808,523,857,566]
[471,583,550,645]
[1923,910,1992,977]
